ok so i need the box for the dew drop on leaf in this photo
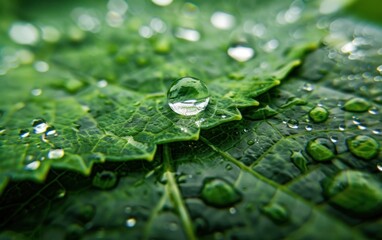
[125,218,136,228]
[343,98,371,112]
[19,129,30,138]
[309,106,329,123]
[338,124,345,131]
[31,88,42,96]
[377,163,382,172]
[330,136,338,143]
[227,43,255,62]
[167,77,210,116]
[45,126,57,136]
[261,203,289,223]
[175,27,200,42]
[247,140,255,145]
[0,127,5,135]
[306,138,335,161]
[325,170,382,216]
[200,178,242,208]
[210,12,235,30]
[302,83,314,92]
[152,0,172,6]
[225,164,233,171]
[290,151,308,173]
[48,149,65,159]
[372,129,381,135]
[346,135,379,160]
[368,106,379,115]
[32,118,48,134]
[305,124,313,131]
[24,160,40,170]
[287,119,299,129]
[92,170,118,190]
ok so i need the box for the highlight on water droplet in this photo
[25,160,41,170]
[227,43,255,62]
[32,118,48,134]
[287,119,299,129]
[346,135,379,160]
[210,11,235,30]
[125,218,136,228]
[48,148,65,159]
[152,0,173,6]
[261,202,289,223]
[305,124,313,131]
[19,129,30,138]
[167,77,210,116]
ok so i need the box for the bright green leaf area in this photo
[1,0,382,239]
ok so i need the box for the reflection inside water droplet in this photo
[167,77,210,116]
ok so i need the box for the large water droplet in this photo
[200,178,242,208]
[19,129,30,138]
[227,43,255,62]
[343,98,371,112]
[346,135,379,160]
[92,170,118,190]
[32,118,48,134]
[306,138,335,161]
[325,170,382,216]
[261,203,289,223]
[48,149,65,159]
[309,106,329,123]
[167,77,210,116]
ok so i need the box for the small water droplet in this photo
[45,126,57,136]
[92,170,118,190]
[339,124,345,131]
[302,83,314,92]
[372,129,381,135]
[32,118,48,134]
[31,88,42,96]
[33,61,49,72]
[343,98,371,112]
[97,79,108,88]
[200,178,242,208]
[48,149,65,159]
[346,135,379,160]
[309,106,329,123]
[56,188,66,198]
[287,119,299,129]
[227,43,255,62]
[368,106,379,115]
[25,160,41,170]
[210,12,235,30]
[125,218,136,228]
[175,27,200,42]
[330,136,338,143]
[358,124,367,130]
[167,77,210,116]
[263,39,279,52]
[0,127,5,135]
[19,129,30,138]
[247,140,255,145]
[377,65,382,74]
[9,22,39,45]
[306,138,335,162]
[152,0,172,6]
[305,124,313,131]
[352,116,361,125]
[377,163,382,171]
[229,207,237,214]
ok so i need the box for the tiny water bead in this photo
[227,43,255,62]
[200,178,242,208]
[287,119,299,129]
[343,97,371,112]
[25,160,41,170]
[48,149,65,159]
[19,129,30,138]
[325,170,382,216]
[45,126,57,136]
[167,77,210,116]
[32,118,48,134]
[302,83,314,92]
[309,106,329,123]
[306,138,335,162]
[92,170,118,190]
[125,218,137,228]
[346,135,379,160]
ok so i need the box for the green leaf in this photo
[1,0,382,239]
